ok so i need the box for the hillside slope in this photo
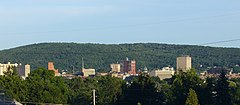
[0,43,240,72]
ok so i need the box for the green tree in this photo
[118,74,163,105]
[185,88,199,105]
[0,67,28,102]
[26,68,69,104]
[230,78,240,105]
[95,76,124,105]
[215,70,231,105]
[170,69,203,105]
[199,77,217,105]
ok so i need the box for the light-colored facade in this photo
[149,67,175,80]
[110,64,121,73]
[177,55,192,72]
[82,68,96,77]
[0,62,19,75]
[24,64,31,77]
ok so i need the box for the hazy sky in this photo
[0,0,240,50]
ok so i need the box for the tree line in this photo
[1,43,240,73]
[0,67,240,105]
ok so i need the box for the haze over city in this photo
[0,0,240,50]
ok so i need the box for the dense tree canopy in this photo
[1,43,240,73]
[185,88,199,105]
[0,68,240,105]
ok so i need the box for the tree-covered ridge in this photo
[0,43,240,72]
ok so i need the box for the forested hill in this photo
[0,43,240,72]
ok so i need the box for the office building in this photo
[18,64,31,77]
[82,68,96,77]
[48,62,59,75]
[120,58,136,75]
[149,67,175,80]
[0,62,19,75]
[110,63,121,73]
[177,55,192,72]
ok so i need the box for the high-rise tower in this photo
[177,55,192,72]
[120,57,136,75]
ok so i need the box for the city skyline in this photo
[0,0,240,50]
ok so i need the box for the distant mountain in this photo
[0,43,240,72]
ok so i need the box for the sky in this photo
[0,0,240,50]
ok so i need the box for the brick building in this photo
[120,58,136,75]
[48,62,59,75]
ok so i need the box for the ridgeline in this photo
[0,43,240,72]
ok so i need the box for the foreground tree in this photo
[215,70,231,105]
[117,74,163,105]
[185,88,198,105]
[26,68,69,104]
[0,67,28,102]
[200,77,217,105]
[170,69,203,105]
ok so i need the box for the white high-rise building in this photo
[0,62,19,75]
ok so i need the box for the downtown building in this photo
[18,64,31,78]
[48,62,59,76]
[176,55,192,73]
[149,66,175,80]
[110,63,121,73]
[120,58,136,75]
[0,62,30,78]
[0,62,19,75]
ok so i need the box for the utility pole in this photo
[71,65,75,74]
[82,57,84,70]
[93,89,96,105]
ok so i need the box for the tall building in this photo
[0,62,19,75]
[48,62,55,70]
[18,64,31,77]
[177,55,192,72]
[25,64,30,77]
[120,58,136,75]
[48,62,59,75]
[110,63,121,73]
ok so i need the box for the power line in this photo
[199,38,240,46]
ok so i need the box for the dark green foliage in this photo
[199,77,217,105]
[0,68,125,104]
[215,70,231,105]
[232,66,240,73]
[68,76,124,105]
[185,88,198,105]
[0,67,27,102]
[1,43,240,72]
[66,76,124,105]
[229,78,240,105]
[117,74,165,105]
[25,68,69,104]
[170,69,202,105]
[1,67,240,104]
